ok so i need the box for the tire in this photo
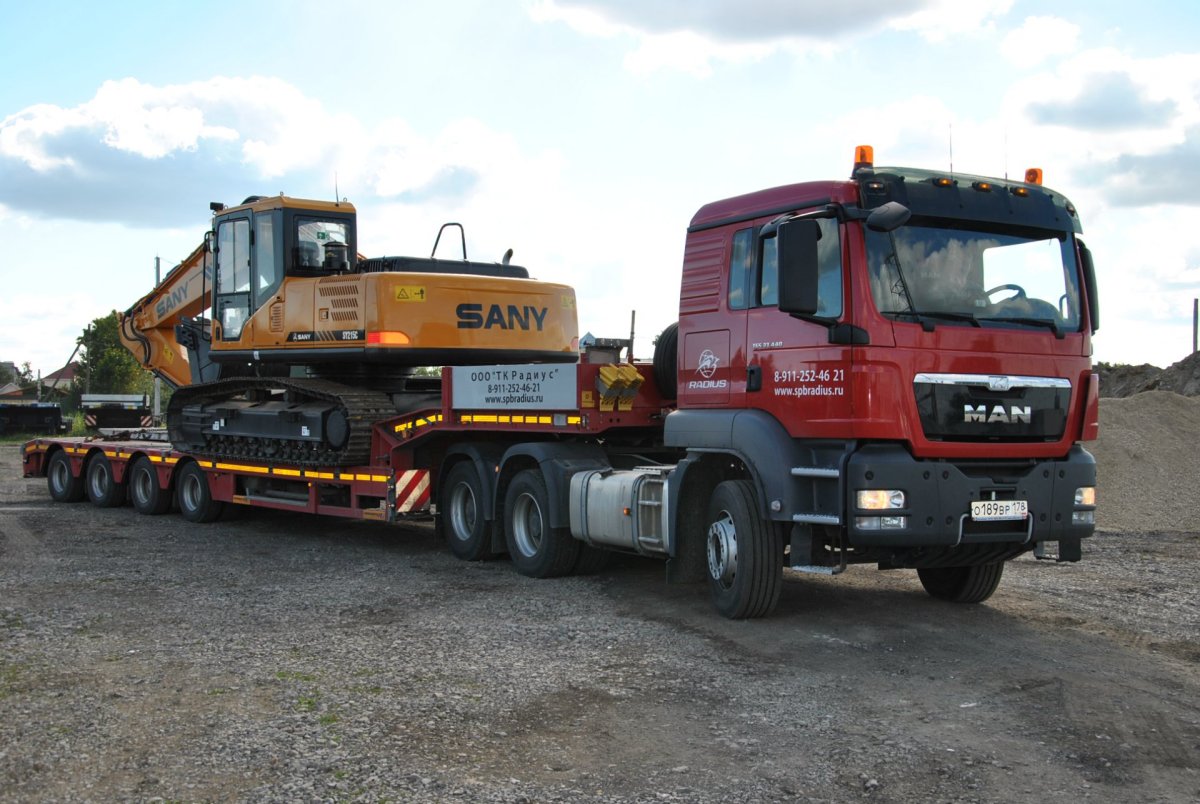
[652,322,678,400]
[441,461,493,561]
[128,456,171,515]
[504,469,580,578]
[85,454,126,508]
[176,461,224,523]
[917,563,1004,603]
[705,479,783,619]
[46,450,85,503]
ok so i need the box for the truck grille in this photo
[913,373,1070,442]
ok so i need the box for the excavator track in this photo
[168,377,397,467]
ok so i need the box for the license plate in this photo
[970,499,1028,521]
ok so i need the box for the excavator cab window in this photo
[215,217,251,340]
[294,218,351,274]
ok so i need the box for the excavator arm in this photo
[117,240,211,389]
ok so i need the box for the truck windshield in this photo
[865,222,1082,331]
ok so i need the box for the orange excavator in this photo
[118,194,578,464]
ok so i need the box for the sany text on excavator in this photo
[118,195,578,465]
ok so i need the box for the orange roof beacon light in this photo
[1025,167,1044,185]
[853,144,875,173]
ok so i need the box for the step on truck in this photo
[24,146,1100,618]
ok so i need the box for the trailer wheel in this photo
[129,456,171,516]
[705,480,783,619]
[441,461,493,561]
[176,461,224,523]
[917,563,1004,603]
[504,469,579,578]
[47,450,85,503]
[85,454,126,508]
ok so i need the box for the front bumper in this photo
[845,443,1096,548]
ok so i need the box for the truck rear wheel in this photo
[85,454,126,508]
[504,469,579,578]
[129,456,171,515]
[917,563,1004,603]
[176,461,224,523]
[441,461,494,561]
[705,480,783,619]
[47,450,85,503]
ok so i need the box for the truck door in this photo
[745,215,851,435]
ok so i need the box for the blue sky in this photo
[2,0,1199,376]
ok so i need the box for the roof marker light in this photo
[972,181,993,192]
[932,177,955,188]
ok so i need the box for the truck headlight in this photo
[856,489,906,510]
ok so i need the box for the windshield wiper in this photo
[888,310,982,331]
[977,315,1064,339]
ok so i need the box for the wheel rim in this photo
[88,461,110,499]
[448,482,477,542]
[707,510,738,590]
[132,466,153,506]
[50,459,69,494]
[181,473,202,512]
[510,492,543,558]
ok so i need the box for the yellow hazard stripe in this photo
[394,413,444,433]
[459,413,569,426]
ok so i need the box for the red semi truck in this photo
[23,147,1099,618]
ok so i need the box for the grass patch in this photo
[319,713,340,726]
[296,694,320,712]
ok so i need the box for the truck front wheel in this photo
[917,563,1004,603]
[47,450,85,503]
[705,480,783,619]
[504,469,579,578]
[441,461,494,561]
[176,462,224,523]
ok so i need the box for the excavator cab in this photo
[210,197,357,342]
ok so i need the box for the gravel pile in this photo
[1092,392,1200,532]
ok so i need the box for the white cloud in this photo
[999,16,1080,66]
[529,0,1011,76]
[889,0,1014,42]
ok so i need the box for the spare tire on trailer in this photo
[653,322,678,401]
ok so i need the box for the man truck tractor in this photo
[24,146,1098,618]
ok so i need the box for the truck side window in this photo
[759,217,843,317]
[727,228,753,310]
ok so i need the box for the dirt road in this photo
[1,443,1197,802]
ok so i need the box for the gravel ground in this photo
[1,443,1198,803]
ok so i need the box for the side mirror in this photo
[866,201,911,233]
[777,219,820,315]
[1079,239,1099,333]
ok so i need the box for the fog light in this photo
[856,489,906,510]
[1074,486,1095,506]
[855,516,881,530]
[1072,510,1095,525]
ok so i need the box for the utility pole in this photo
[1193,297,1198,355]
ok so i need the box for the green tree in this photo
[75,312,155,396]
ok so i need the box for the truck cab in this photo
[663,147,1098,612]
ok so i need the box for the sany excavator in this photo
[118,195,578,465]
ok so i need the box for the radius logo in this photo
[688,348,728,390]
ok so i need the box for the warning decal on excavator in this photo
[394,286,427,302]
